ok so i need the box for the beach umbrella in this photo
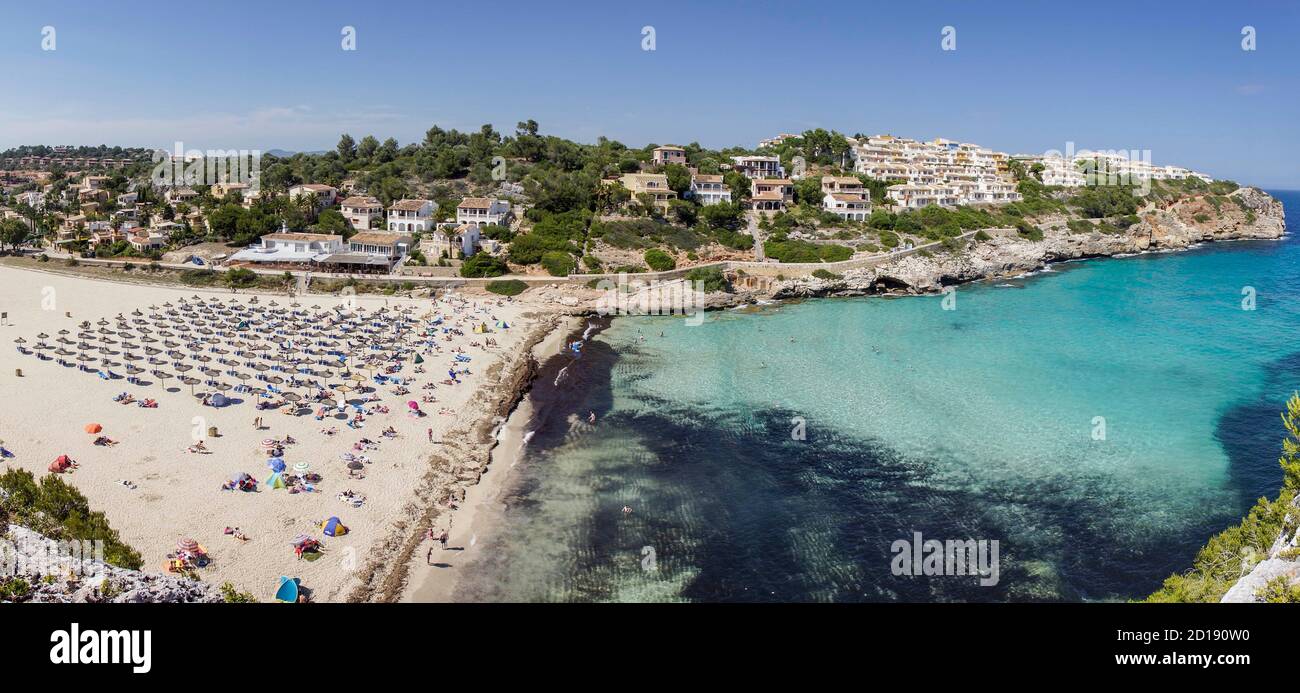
[177,538,200,555]
[292,462,310,475]
[84,423,102,434]
[268,457,286,473]
[347,460,363,470]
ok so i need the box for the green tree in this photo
[0,218,31,251]
[337,134,357,162]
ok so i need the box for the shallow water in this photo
[455,190,1300,602]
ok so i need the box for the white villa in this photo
[340,196,384,230]
[731,155,785,179]
[823,193,872,221]
[228,232,344,266]
[288,183,338,209]
[455,197,511,227]
[689,174,731,205]
[387,199,436,233]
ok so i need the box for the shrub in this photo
[974,230,991,241]
[65,257,79,267]
[811,269,842,280]
[486,279,528,296]
[540,251,575,277]
[644,248,676,272]
[460,253,508,278]
[224,267,258,288]
[220,582,258,603]
[180,268,218,285]
[684,265,730,293]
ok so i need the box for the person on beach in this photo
[427,427,433,443]
[588,411,596,424]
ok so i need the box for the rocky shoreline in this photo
[764,186,1285,300]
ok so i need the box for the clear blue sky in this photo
[1,0,1297,187]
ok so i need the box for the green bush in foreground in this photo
[486,279,528,296]
[0,469,143,570]
[811,269,842,280]
[1146,393,1300,602]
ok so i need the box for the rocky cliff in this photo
[1,524,223,603]
[773,187,1285,299]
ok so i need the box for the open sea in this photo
[452,190,1299,602]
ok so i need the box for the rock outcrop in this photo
[773,187,1286,299]
[1221,495,1300,603]
[1,524,223,603]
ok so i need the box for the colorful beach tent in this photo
[321,517,348,537]
[413,354,424,364]
[266,472,287,489]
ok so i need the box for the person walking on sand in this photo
[427,427,434,443]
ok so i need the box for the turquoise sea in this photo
[455,190,1299,602]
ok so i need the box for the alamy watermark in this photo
[593,273,706,325]
[150,141,261,192]
[891,531,1000,587]
[1,536,106,579]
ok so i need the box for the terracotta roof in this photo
[457,197,494,209]
[692,174,723,183]
[340,196,382,208]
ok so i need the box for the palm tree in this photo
[295,193,317,222]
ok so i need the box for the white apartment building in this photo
[455,197,511,227]
[886,184,962,209]
[854,134,1020,206]
[689,174,732,205]
[387,199,436,233]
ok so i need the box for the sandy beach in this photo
[0,264,556,601]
